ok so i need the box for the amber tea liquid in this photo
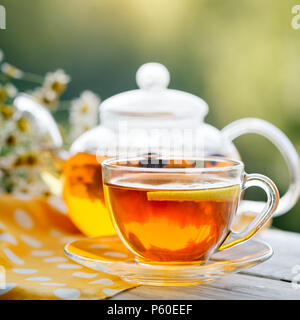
[104,175,240,263]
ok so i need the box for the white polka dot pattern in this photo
[54,288,81,300]
[25,276,52,282]
[20,235,42,248]
[43,257,68,263]
[31,250,53,257]
[57,263,82,269]
[72,272,98,279]
[0,233,17,245]
[4,248,24,265]
[12,268,37,274]
[14,209,33,229]
[0,199,136,300]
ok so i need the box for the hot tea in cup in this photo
[102,157,279,264]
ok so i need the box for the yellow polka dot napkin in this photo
[0,195,136,300]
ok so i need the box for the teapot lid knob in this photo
[136,62,170,90]
[100,62,209,128]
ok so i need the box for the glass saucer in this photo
[64,236,273,286]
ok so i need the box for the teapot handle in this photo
[221,118,300,217]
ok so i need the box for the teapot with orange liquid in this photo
[14,63,300,237]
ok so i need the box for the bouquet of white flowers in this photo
[0,49,101,197]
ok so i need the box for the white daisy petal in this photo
[44,69,70,88]
[1,63,23,79]
[69,90,100,140]
[5,83,18,98]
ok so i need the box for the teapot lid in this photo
[100,63,209,128]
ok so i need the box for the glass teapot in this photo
[14,63,300,237]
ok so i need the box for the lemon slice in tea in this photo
[147,185,240,202]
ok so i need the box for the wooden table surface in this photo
[111,229,300,300]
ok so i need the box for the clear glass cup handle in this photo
[218,173,279,251]
[222,118,300,216]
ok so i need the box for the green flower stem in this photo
[21,72,44,84]
[0,71,44,84]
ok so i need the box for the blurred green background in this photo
[1,0,300,231]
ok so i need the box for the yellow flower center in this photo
[51,81,66,94]
[81,105,90,113]
[17,117,28,132]
[0,104,14,119]
[5,135,17,146]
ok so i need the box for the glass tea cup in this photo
[102,157,279,265]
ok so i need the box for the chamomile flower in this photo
[0,54,59,197]
[12,175,49,199]
[0,104,15,119]
[43,69,70,94]
[69,91,100,141]
[5,83,18,98]
[16,116,30,133]
[1,62,23,79]
[14,153,39,167]
[31,87,58,110]
[70,90,100,125]
[5,134,17,146]
[0,83,17,102]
